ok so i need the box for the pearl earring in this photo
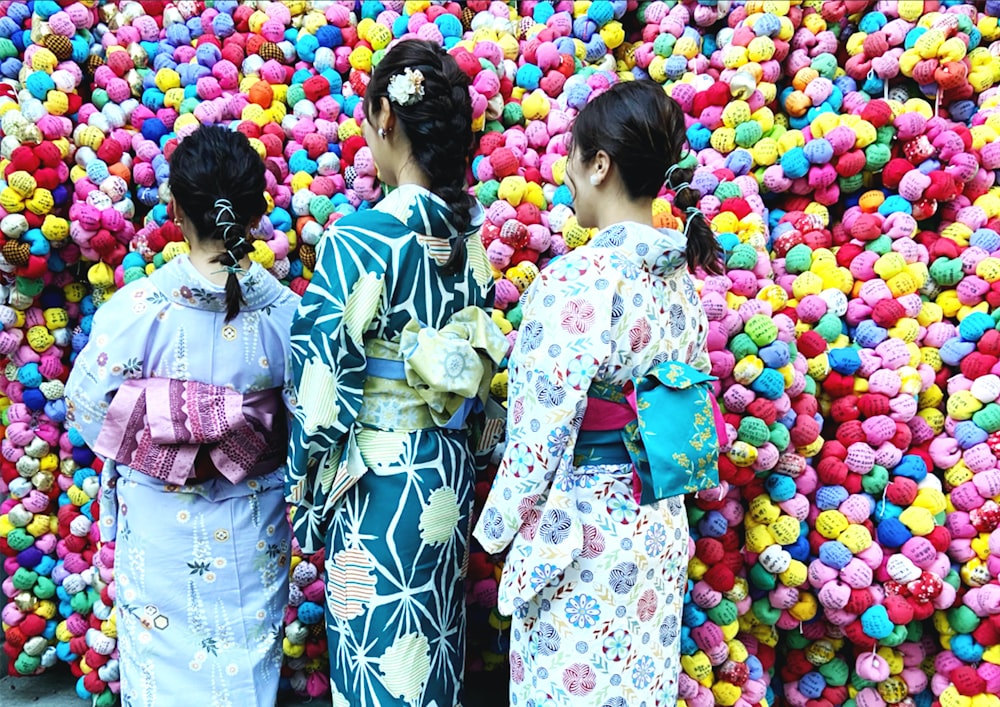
[378,128,386,139]
[590,174,601,186]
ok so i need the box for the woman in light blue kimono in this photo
[66,126,299,707]
[285,40,506,707]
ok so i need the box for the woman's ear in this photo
[592,149,611,182]
[379,97,396,134]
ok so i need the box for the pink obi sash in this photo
[93,378,287,486]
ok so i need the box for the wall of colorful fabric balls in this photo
[6,1,1000,706]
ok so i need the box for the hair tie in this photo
[214,264,246,276]
[664,163,684,186]
[214,197,240,241]
[684,206,704,240]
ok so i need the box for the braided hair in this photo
[364,39,476,276]
[569,80,723,275]
[168,125,267,321]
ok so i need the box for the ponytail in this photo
[209,198,255,322]
[667,166,723,276]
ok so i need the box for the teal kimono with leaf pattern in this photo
[286,184,505,707]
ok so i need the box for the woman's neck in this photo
[594,196,655,232]
[186,239,252,286]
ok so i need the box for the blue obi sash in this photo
[575,361,723,504]
[366,356,482,431]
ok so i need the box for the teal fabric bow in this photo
[581,361,722,504]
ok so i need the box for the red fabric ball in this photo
[871,299,905,328]
[835,420,865,447]
[830,395,860,422]
[861,99,893,127]
[951,667,987,697]
[822,372,855,397]
[747,398,778,426]
[703,564,736,592]
[962,352,998,380]
[882,158,915,188]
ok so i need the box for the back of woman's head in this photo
[571,80,722,275]
[364,39,476,275]
[168,124,268,321]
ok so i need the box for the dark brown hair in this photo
[168,125,267,321]
[364,39,476,276]
[570,80,723,275]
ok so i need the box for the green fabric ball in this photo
[745,314,778,346]
[16,277,44,298]
[784,244,814,274]
[506,303,523,329]
[476,180,500,207]
[91,88,109,110]
[768,423,790,450]
[123,267,147,284]
[785,631,810,650]
[749,563,777,591]
[865,143,891,170]
[866,235,892,255]
[838,174,864,194]
[972,403,1000,433]
[705,599,739,626]
[70,589,95,616]
[6,528,33,552]
[652,33,676,57]
[862,465,889,495]
[34,576,56,600]
[813,312,843,342]
[502,103,524,127]
[14,653,40,675]
[12,568,38,591]
[751,596,781,625]
[727,243,758,270]
[738,417,770,447]
[285,84,306,107]
[729,333,759,360]
[811,53,838,78]
[819,657,850,686]
[930,257,964,286]
[715,182,742,201]
[881,623,908,647]
[735,121,763,148]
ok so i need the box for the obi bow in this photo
[373,306,509,430]
[93,378,286,486]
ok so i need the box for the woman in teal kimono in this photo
[285,40,506,707]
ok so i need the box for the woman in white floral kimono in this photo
[474,81,722,707]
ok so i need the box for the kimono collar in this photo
[377,183,485,241]
[590,221,688,277]
[152,254,284,312]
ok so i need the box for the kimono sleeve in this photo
[286,221,387,553]
[65,283,154,450]
[473,252,612,555]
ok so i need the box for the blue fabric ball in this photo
[861,605,894,639]
[828,347,861,375]
[818,541,852,570]
[876,517,912,548]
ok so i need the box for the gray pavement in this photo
[0,669,329,706]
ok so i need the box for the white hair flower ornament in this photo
[387,67,426,107]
